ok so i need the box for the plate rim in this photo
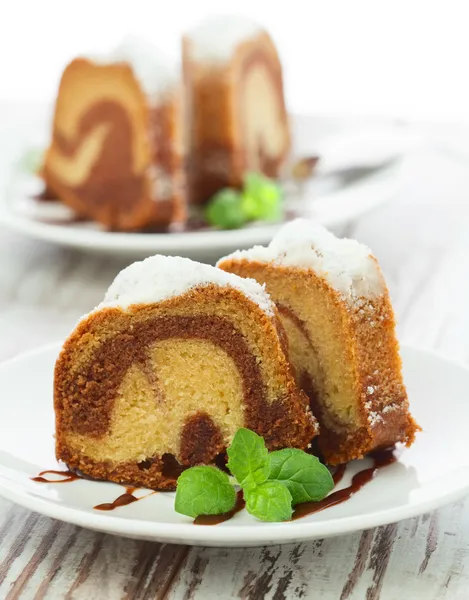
[0,342,467,546]
[0,201,282,252]
[0,162,399,255]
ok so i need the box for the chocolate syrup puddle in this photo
[332,463,347,486]
[94,487,149,511]
[194,490,245,526]
[32,470,155,512]
[94,486,158,511]
[292,447,397,520]
[33,187,58,202]
[31,469,81,484]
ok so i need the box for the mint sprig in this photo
[268,448,334,504]
[245,481,293,522]
[226,428,269,490]
[205,189,247,230]
[174,466,236,518]
[204,172,283,230]
[174,428,334,522]
[241,172,283,222]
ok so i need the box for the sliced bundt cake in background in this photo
[218,219,419,465]
[54,255,317,490]
[42,39,185,231]
[183,16,291,205]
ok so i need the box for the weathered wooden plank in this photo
[0,511,40,588]
[165,501,469,600]
[0,502,189,600]
[5,520,63,600]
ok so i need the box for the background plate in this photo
[0,115,408,261]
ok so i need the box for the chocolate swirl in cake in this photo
[42,44,185,231]
[54,257,317,490]
[57,314,309,451]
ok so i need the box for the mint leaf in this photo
[268,448,334,504]
[175,466,236,518]
[205,189,246,229]
[226,428,269,490]
[245,481,293,522]
[18,146,44,175]
[241,172,283,222]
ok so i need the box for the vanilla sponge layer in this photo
[68,338,245,463]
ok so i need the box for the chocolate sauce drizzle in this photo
[93,487,158,511]
[31,472,155,511]
[292,447,397,520]
[193,447,397,525]
[194,490,245,526]
[332,463,347,486]
[31,469,81,484]
[31,446,397,522]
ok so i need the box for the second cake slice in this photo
[218,219,419,464]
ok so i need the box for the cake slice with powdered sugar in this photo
[218,219,419,464]
[54,255,317,490]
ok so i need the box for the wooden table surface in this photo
[1,113,469,598]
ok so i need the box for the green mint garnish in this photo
[226,428,269,490]
[205,188,247,229]
[205,172,282,230]
[268,448,334,504]
[18,146,44,175]
[245,480,293,522]
[174,466,236,518]
[174,429,335,523]
[241,172,282,222]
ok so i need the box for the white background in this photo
[1,0,468,122]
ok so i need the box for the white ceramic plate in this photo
[0,167,396,258]
[0,343,468,547]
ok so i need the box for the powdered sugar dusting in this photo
[367,402,400,427]
[187,15,262,63]
[90,37,178,101]
[219,219,385,306]
[148,165,174,201]
[368,412,383,427]
[98,255,274,316]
